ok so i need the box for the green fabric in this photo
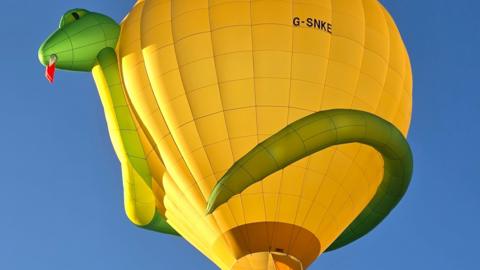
[59,9,89,28]
[38,10,120,71]
[206,109,413,251]
[142,212,179,235]
[97,48,178,236]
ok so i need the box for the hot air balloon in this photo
[38,0,413,269]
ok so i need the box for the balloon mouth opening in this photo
[45,54,57,83]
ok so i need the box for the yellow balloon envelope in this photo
[120,0,412,268]
[39,0,413,269]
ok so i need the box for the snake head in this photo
[38,8,120,72]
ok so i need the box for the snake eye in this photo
[72,12,80,20]
[59,9,89,28]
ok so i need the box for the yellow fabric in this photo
[115,0,412,269]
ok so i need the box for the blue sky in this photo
[1,0,478,269]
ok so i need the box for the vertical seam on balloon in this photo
[400,40,412,133]
[206,2,235,177]
[218,0,255,253]
[206,0,253,255]
[249,2,260,146]
[286,0,295,125]
[392,66,409,132]
[349,0,367,110]
[390,30,410,134]
[244,1,268,251]
[284,1,321,253]
[311,4,337,252]
[152,0,229,261]
[249,0,269,246]
[325,0,367,250]
[317,0,334,111]
[268,0,296,252]
[164,1,216,205]
[293,0,336,253]
[166,1,238,261]
[317,0,369,247]
[402,54,413,134]
[373,3,393,116]
[139,1,218,235]
[222,0,258,255]
[169,0,214,205]
[380,4,409,134]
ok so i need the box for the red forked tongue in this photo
[45,55,57,83]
